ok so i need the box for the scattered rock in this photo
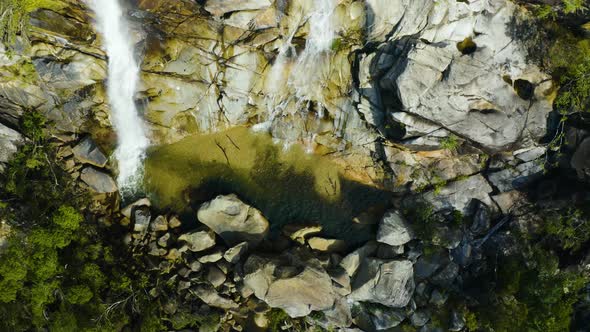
[151,215,168,232]
[349,259,415,308]
[244,249,336,317]
[283,224,323,244]
[308,237,347,253]
[340,241,378,278]
[168,215,182,228]
[207,265,226,288]
[376,210,414,246]
[197,194,269,246]
[192,286,239,309]
[198,248,224,263]
[121,198,151,218]
[223,242,249,264]
[133,206,151,233]
[178,231,216,252]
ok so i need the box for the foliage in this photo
[544,208,590,251]
[440,134,460,151]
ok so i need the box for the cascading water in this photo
[86,0,149,195]
[289,0,337,103]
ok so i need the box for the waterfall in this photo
[86,0,149,195]
[289,0,337,104]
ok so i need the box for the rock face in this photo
[349,259,415,308]
[0,123,23,173]
[377,210,414,246]
[244,249,336,317]
[197,194,269,246]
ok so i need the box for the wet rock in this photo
[197,194,269,246]
[121,198,151,218]
[133,206,151,233]
[223,241,249,264]
[0,123,23,173]
[80,167,118,193]
[308,237,347,253]
[178,231,216,252]
[244,249,336,317]
[72,137,108,168]
[377,210,414,246]
[339,241,378,278]
[349,258,415,308]
[283,224,323,244]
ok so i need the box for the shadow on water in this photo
[144,127,392,246]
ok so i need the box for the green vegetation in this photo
[0,0,64,46]
[544,208,590,251]
[0,112,218,331]
[440,134,460,151]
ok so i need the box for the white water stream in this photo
[86,0,149,194]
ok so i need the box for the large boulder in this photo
[80,167,117,193]
[377,210,414,246]
[72,137,108,168]
[349,258,415,308]
[197,194,269,246]
[243,249,336,317]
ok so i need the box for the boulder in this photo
[72,137,108,168]
[339,241,378,277]
[349,258,415,308]
[197,194,269,246]
[376,210,414,246]
[121,198,151,218]
[80,167,117,193]
[133,206,151,233]
[244,249,336,317]
[178,231,216,252]
[308,237,347,253]
[192,286,239,310]
[206,265,226,288]
[223,241,249,264]
[283,224,323,244]
[0,123,23,173]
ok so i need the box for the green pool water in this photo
[144,127,392,245]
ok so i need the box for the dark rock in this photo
[72,137,108,168]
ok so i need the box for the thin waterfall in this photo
[289,0,337,104]
[86,0,149,195]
